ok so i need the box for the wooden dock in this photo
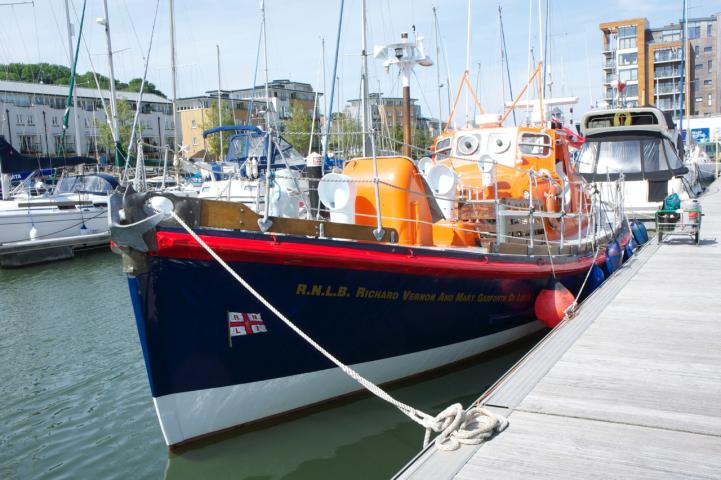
[396,180,721,479]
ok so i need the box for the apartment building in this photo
[599,13,720,119]
[177,80,322,158]
[345,93,435,135]
[0,80,174,160]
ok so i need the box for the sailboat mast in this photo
[465,0,471,125]
[433,6,443,135]
[498,5,517,125]
[360,0,369,156]
[168,0,179,162]
[261,1,271,131]
[100,0,120,166]
[64,0,83,156]
[217,44,223,161]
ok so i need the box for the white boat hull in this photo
[152,321,543,446]
[0,207,108,244]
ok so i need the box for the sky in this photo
[0,0,717,124]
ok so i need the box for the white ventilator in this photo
[427,164,458,219]
[268,169,303,218]
[318,173,356,224]
[417,157,434,178]
[478,154,495,187]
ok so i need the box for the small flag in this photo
[228,312,267,337]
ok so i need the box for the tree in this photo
[97,99,134,164]
[0,63,166,97]
[282,104,314,155]
[389,123,432,159]
[126,78,165,97]
[328,112,362,157]
[201,100,235,159]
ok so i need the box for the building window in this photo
[625,84,638,97]
[16,114,23,125]
[709,60,713,73]
[192,136,198,146]
[707,24,712,37]
[26,114,34,125]
[618,25,637,38]
[695,96,703,103]
[705,46,713,53]
[695,63,703,70]
[705,80,713,86]
[19,135,40,154]
[619,52,637,66]
[191,119,197,129]
[618,68,637,82]
[661,30,681,42]
[52,116,59,126]
[654,48,681,62]
[53,135,75,153]
[709,94,713,107]
[87,136,97,154]
[688,25,701,39]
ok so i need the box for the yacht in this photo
[0,172,117,245]
[577,107,702,219]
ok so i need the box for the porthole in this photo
[457,135,479,156]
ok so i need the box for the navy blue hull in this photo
[128,252,587,399]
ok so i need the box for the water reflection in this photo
[164,336,541,480]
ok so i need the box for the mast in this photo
[374,31,432,158]
[498,5,517,125]
[433,6,443,135]
[465,0,471,125]
[168,0,179,177]
[538,0,544,97]
[360,0,370,156]
[321,0,344,166]
[100,0,121,166]
[64,0,83,156]
[217,44,223,161]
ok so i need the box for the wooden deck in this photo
[396,179,721,479]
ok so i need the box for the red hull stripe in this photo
[151,230,613,280]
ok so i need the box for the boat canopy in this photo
[53,173,118,196]
[204,124,305,173]
[576,131,687,182]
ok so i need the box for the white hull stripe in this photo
[153,321,543,446]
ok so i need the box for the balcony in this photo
[654,51,682,63]
[655,84,680,95]
[603,60,616,70]
[654,69,681,79]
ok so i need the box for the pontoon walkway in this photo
[395,179,721,479]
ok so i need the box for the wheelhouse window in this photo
[597,140,642,175]
[518,133,551,157]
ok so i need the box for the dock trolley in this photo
[655,201,703,245]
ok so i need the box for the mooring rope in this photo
[168,209,508,450]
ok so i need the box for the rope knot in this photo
[423,404,508,451]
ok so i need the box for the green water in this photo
[0,251,538,479]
